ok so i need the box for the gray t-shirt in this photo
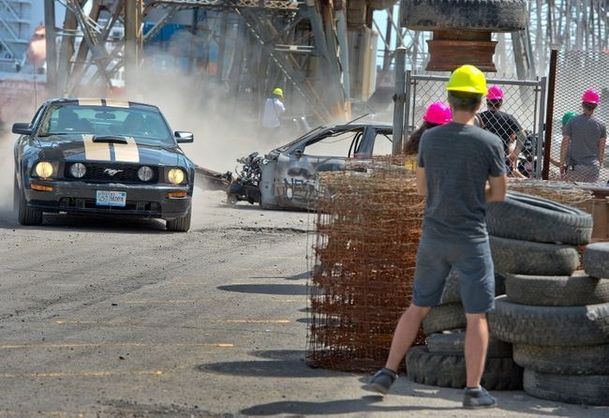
[417,123,506,241]
[565,114,607,166]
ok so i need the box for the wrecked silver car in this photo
[227,123,393,209]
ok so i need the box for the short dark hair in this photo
[486,99,503,109]
[583,102,597,111]
[447,91,483,112]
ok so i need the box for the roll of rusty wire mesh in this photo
[307,156,426,372]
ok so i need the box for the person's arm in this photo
[486,175,507,202]
[560,135,571,177]
[415,167,426,196]
[599,137,606,164]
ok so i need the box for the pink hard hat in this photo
[582,89,600,104]
[487,85,504,100]
[423,101,452,125]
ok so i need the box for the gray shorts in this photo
[565,164,600,183]
[412,234,495,313]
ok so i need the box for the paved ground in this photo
[0,187,607,417]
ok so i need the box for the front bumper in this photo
[24,180,191,220]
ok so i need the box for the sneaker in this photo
[462,386,498,409]
[364,368,398,394]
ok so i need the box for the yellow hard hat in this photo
[273,87,284,98]
[446,65,487,95]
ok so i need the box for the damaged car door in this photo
[260,125,375,209]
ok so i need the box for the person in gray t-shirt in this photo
[366,65,507,409]
[560,89,607,183]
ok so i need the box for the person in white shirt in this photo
[260,87,286,143]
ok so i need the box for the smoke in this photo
[114,33,290,175]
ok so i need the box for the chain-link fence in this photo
[549,50,609,183]
[403,72,546,178]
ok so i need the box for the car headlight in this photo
[35,161,54,178]
[138,166,154,182]
[167,168,185,184]
[70,163,86,178]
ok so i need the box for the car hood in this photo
[34,134,185,166]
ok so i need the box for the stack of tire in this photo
[487,192,609,406]
[405,191,593,392]
[405,270,523,390]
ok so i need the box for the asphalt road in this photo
[0,189,607,417]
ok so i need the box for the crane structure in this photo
[35,0,609,122]
[377,0,609,78]
[0,0,34,69]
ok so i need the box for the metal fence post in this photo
[393,47,406,155]
[404,70,412,138]
[536,76,547,179]
[542,50,558,180]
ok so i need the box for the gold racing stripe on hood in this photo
[82,134,111,161]
[78,98,103,106]
[113,137,140,163]
[105,99,130,108]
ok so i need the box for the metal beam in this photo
[147,0,298,11]
[44,0,58,96]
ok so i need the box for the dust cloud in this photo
[0,130,14,216]
[122,56,292,175]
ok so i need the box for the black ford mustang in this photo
[12,98,195,231]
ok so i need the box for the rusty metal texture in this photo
[306,156,426,372]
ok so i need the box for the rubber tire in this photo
[505,273,609,306]
[405,346,523,390]
[426,331,513,358]
[584,243,609,279]
[523,369,609,406]
[486,191,592,245]
[514,343,609,375]
[488,296,609,346]
[401,0,527,32]
[490,236,579,276]
[166,207,192,232]
[16,182,43,226]
[422,303,466,335]
[441,271,506,305]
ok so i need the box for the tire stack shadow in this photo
[487,192,609,406]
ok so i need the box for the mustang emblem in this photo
[104,168,124,176]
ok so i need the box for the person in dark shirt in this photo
[365,65,507,409]
[479,85,526,177]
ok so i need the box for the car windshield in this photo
[38,104,174,146]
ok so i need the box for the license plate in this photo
[96,190,127,207]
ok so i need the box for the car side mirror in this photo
[12,123,33,135]
[293,149,303,159]
[175,131,194,143]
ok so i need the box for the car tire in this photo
[583,243,609,279]
[426,330,513,358]
[405,346,523,390]
[422,303,466,335]
[440,271,506,305]
[16,181,43,226]
[486,191,592,245]
[514,343,609,375]
[488,296,609,346]
[505,273,609,306]
[13,175,19,214]
[401,0,527,31]
[166,207,192,232]
[523,369,609,406]
[490,236,579,276]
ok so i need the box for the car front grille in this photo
[65,163,159,184]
